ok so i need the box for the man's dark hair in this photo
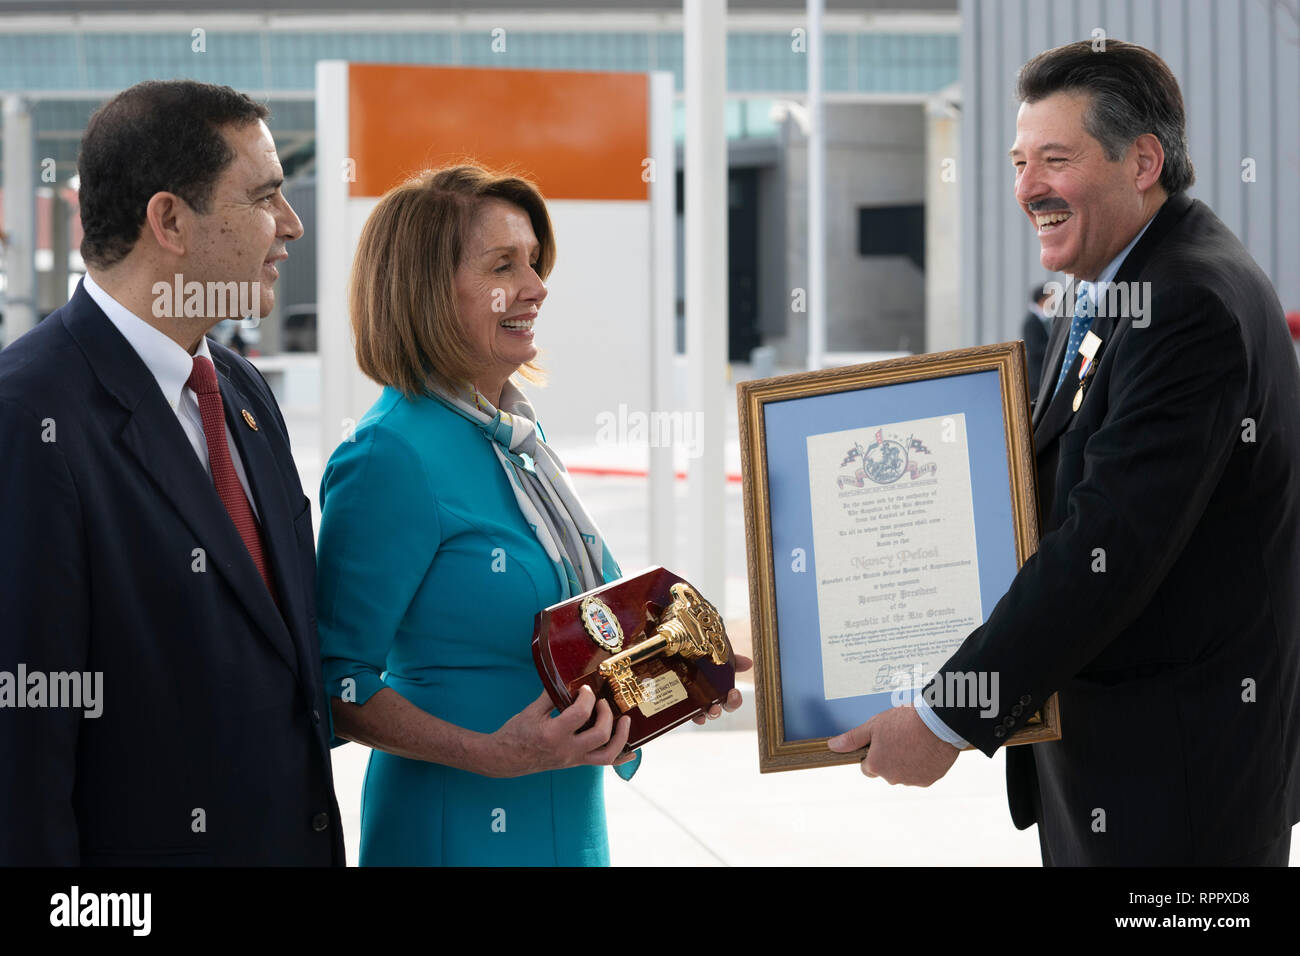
[1017,39,1194,196]
[78,80,270,269]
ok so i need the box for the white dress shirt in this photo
[82,272,260,520]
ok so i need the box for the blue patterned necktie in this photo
[1053,285,1094,398]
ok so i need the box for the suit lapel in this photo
[212,358,314,678]
[1032,312,1072,429]
[62,283,300,677]
[1032,193,1196,454]
[1034,338,1084,451]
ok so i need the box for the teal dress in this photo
[316,387,610,866]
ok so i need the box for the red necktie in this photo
[187,355,277,602]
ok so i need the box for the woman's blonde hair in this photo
[349,163,555,397]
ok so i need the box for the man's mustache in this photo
[1027,199,1071,213]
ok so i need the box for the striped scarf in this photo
[432,380,621,598]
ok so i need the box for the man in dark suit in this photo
[830,40,1299,865]
[1020,283,1052,394]
[0,81,343,865]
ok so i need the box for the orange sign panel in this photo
[348,63,649,201]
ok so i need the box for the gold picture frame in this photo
[738,342,1061,773]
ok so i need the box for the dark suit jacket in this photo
[0,281,343,865]
[931,192,1300,864]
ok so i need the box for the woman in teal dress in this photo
[316,165,640,865]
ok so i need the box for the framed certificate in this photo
[738,342,1061,773]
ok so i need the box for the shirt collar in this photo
[82,271,214,410]
[1077,214,1156,306]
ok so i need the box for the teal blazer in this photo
[317,387,609,866]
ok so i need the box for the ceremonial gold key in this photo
[598,583,732,713]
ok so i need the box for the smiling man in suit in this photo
[829,40,1300,865]
[0,80,343,865]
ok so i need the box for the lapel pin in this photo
[1071,331,1104,413]
[241,409,259,431]
[1077,331,1102,377]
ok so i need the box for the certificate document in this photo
[806,413,983,701]
[741,343,1056,771]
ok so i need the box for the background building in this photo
[2,0,1296,362]
[0,0,960,365]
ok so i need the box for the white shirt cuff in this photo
[914,696,971,750]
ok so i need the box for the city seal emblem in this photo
[581,595,624,652]
[862,433,908,484]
